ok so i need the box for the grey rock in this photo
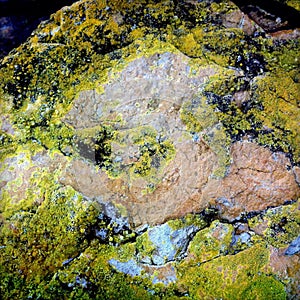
[284,235,300,256]
[108,259,143,277]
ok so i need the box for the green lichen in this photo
[180,95,231,177]
[0,0,299,299]
[178,243,286,300]
[248,199,300,248]
[188,220,233,262]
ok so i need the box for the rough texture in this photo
[203,141,300,220]
[0,0,300,299]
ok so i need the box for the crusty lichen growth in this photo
[248,199,300,248]
[178,243,286,300]
[0,0,299,298]
[254,72,300,163]
[203,41,300,164]
[1,0,298,165]
[187,220,234,262]
[180,95,231,177]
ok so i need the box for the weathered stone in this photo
[285,235,300,256]
[0,0,299,299]
[222,9,258,35]
[59,51,229,226]
[266,246,300,298]
[203,141,300,221]
[187,220,234,263]
[136,222,198,265]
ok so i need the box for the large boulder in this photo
[0,0,299,299]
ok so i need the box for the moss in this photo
[178,243,286,300]
[248,199,300,248]
[188,220,234,262]
[0,0,299,298]
[180,96,231,177]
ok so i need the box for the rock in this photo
[222,9,259,35]
[136,222,198,265]
[233,0,300,33]
[203,141,300,221]
[266,245,300,297]
[187,220,233,263]
[60,51,229,226]
[0,0,300,299]
[108,259,143,277]
[285,235,300,256]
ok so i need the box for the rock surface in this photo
[0,0,299,299]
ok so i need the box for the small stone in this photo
[285,235,300,256]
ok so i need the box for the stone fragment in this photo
[108,259,143,277]
[136,223,198,266]
[222,9,258,35]
[265,246,300,298]
[0,149,67,205]
[285,235,300,256]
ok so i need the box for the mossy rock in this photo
[0,0,300,299]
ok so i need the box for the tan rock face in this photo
[203,141,300,221]
[265,246,300,297]
[61,52,223,226]
[222,9,258,35]
[59,52,300,227]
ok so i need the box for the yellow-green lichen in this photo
[167,210,215,232]
[135,231,157,262]
[287,0,300,11]
[0,0,299,299]
[203,57,300,164]
[0,185,93,279]
[248,199,300,248]
[254,72,300,163]
[177,243,286,300]
[129,127,175,178]
[180,95,231,177]
[188,220,234,262]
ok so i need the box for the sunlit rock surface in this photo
[0,0,299,299]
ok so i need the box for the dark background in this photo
[0,0,77,58]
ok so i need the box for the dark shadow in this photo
[0,0,77,58]
[0,0,76,17]
[233,0,300,32]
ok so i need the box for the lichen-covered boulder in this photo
[0,0,300,299]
